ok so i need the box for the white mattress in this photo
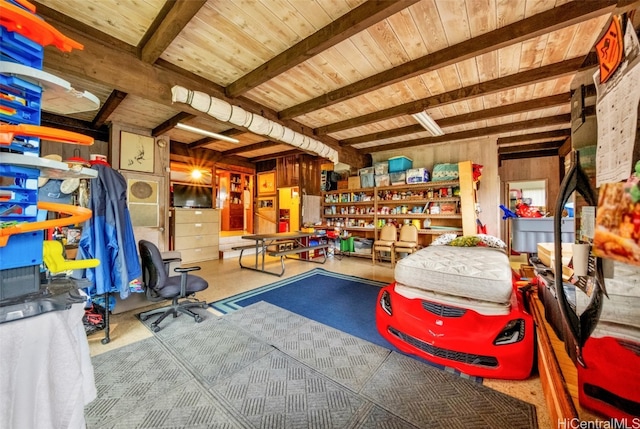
[395,283,512,316]
[394,245,513,304]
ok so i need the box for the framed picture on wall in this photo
[120,132,154,173]
[257,171,276,195]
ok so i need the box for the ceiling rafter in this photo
[92,90,127,128]
[189,129,245,149]
[316,56,592,135]
[225,0,419,98]
[499,149,559,163]
[497,129,572,146]
[340,93,571,146]
[363,114,571,153]
[249,149,304,162]
[152,112,196,136]
[170,142,254,169]
[222,141,279,156]
[498,141,565,155]
[279,0,616,120]
[140,0,207,63]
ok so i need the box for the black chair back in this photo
[139,240,168,295]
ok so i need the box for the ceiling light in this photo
[412,111,444,136]
[175,122,239,143]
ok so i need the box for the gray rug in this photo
[86,302,537,428]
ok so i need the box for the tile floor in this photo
[86,252,551,428]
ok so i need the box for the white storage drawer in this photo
[174,222,219,237]
[178,246,219,263]
[173,208,218,224]
[174,234,219,250]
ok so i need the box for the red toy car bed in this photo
[376,245,535,380]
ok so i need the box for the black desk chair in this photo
[138,240,209,332]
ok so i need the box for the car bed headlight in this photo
[494,319,525,345]
[380,290,392,315]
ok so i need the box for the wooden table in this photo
[235,231,329,276]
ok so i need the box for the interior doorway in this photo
[503,179,548,255]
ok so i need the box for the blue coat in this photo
[76,164,141,300]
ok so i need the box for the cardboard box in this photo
[536,242,573,269]
[348,176,360,189]
[337,180,348,190]
[406,167,430,183]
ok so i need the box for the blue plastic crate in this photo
[0,74,42,125]
[388,156,412,172]
[0,231,43,269]
[0,27,44,68]
[5,135,39,155]
[0,164,39,222]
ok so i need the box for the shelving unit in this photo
[219,170,252,231]
[321,161,477,247]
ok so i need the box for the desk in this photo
[237,231,328,276]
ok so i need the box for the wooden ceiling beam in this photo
[170,142,254,169]
[279,0,616,119]
[140,0,207,63]
[497,129,572,145]
[41,112,109,142]
[152,112,197,136]
[92,90,127,128]
[188,130,245,149]
[223,141,277,156]
[249,149,304,162]
[363,114,571,153]
[225,0,419,97]
[341,93,571,146]
[499,149,559,163]
[498,141,564,155]
[317,57,586,135]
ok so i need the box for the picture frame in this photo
[120,131,154,173]
[257,171,276,195]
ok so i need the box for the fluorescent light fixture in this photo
[175,122,239,143]
[412,111,445,136]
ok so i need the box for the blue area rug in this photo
[210,267,481,381]
[211,267,389,348]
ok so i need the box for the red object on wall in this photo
[278,221,289,233]
[578,336,640,420]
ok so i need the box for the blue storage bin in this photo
[388,156,412,172]
[0,74,42,125]
[0,27,44,68]
[0,231,44,270]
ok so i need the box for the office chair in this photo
[372,223,397,266]
[138,240,209,332]
[394,224,419,263]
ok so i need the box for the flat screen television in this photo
[172,183,213,208]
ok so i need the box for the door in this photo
[120,171,168,250]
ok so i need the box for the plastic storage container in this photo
[374,162,388,175]
[388,156,412,172]
[511,217,575,254]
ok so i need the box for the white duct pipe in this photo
[172,85,339,163]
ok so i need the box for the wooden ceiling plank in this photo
[317,57,584,135]
[140,0,207,63]
[152,112,197,136]
[92,90,127,128]
[279,0,616,119]
[225,0,419,98]
[38,16,368,168]
[31,1,137,55]
[497,129,572,145]
[363,114,571,153]
[170,142,254,169]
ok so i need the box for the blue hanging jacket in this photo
[75,164,141,301]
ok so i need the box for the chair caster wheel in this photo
[101,337,110,345]
[151,323,161,332]
[194,315,202,323]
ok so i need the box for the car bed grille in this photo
[421,301,466,318]
[388,326,498,368]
